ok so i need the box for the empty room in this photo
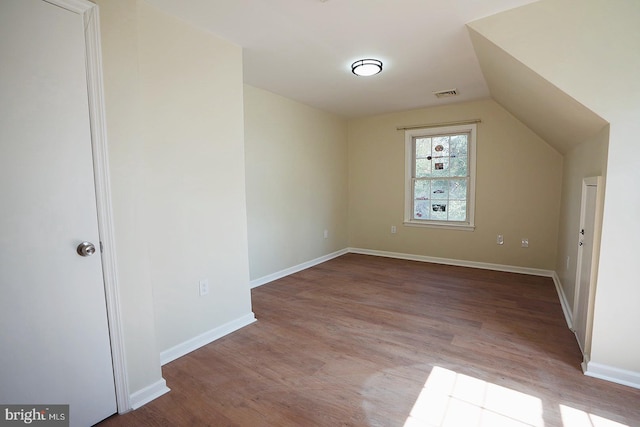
[1,0,639,426]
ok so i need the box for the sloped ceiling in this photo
[467,26,608,154]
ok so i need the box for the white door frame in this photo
[52,0,131,412]
[572,175,604,369]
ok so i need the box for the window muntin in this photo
[404,124,476,230]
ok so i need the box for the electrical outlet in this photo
[391,225,397,234]
[323,229,328,239]
[497,234,504,245]
[521,238,529,248]
[199,279,209,296]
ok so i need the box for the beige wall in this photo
[138,2,252,352]
[555,126,609,311]
[97,0,162,394]
[98,0,253,395]
[244,85,348,281]
[469,0,640,380]
[348,99,562,270]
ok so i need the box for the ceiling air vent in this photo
[433,89,458,98]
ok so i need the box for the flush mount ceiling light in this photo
[351,59,383,76]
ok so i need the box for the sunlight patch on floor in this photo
[404,366,544,427]
[404,366,629,427]
[560,405,629,427]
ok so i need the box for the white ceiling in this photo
[145,0,538,118]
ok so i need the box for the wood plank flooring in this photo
[98,254,640,426]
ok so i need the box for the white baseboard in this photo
[251,249,573,330]
[581,355,589,374]
[584,360,640,390]
[551,271,574,330]
[348,247,555,277]
[129,378,170,411]
[350,248,582,330]
[250,248,349,289]
[160,312,256,365]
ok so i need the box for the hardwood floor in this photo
[98,254,640,426]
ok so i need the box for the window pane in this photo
[449,157,467,177]
[449,179,467,200]
[414,179,430,200]
[450,134,468,157]
[430,201,447,221]
[448,200,467,221]
[431,136,449,179]
[431,180,448,200]
[432,136,450,158]
[414,200,430,219]
[430,158,450,177]
[416,138,431,158]
[415,158,431,177]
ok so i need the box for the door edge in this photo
[78,0,132,413]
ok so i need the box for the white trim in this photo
[44,0,92,13]
[551,272,574,330]
[350,249,576,329]
[403,221,475,232]
[572,176,604,363]
[347,247,554,277]
[252,249,572,329]
[250,249,349,289]
[583,361,640,390]
[251,247,555,284]
[581,354,590,374]
[160,313,257,365]
[78,1,131,413]
[396,119,482,131]
[129,379,171,410]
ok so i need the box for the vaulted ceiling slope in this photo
[145,0,537,118]
[467,26,607,154]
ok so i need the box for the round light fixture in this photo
[351,59,383,76]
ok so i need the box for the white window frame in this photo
[404,123,477,231]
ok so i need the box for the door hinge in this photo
[99,241,104,253]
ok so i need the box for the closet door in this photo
[0,1,117,425]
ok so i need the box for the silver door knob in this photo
[77,241,96,257]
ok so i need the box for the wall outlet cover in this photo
[199,279,209,296]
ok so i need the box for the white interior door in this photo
[573,177,600,356]
[0,0,117,425]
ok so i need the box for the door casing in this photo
[54,0,131,413]
[572,175,604,371]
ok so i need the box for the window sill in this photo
[403,220,475,232]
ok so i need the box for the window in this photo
[404,123,476,230]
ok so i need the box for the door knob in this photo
[77,241,96,257]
